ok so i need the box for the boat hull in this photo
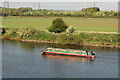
[41,50,95,58]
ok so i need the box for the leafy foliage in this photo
[18,7,33,13]
[2,27,119,46]
[56,33,83,45]
[1,28,6,35]
[1,7,118,18]
[66,26,76,34]
[48,18,68,33]
[81,7,100,13]
[18,26,36,39]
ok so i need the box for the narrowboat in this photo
[41,48,96,58]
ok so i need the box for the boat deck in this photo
[44,48,92,56]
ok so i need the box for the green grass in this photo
[2,17,118,32]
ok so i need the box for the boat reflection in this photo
[42,54,95,62]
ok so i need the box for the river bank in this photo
[1,27,119,48]
[1,37,119,48]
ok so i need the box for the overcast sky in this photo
[0,0,119,11]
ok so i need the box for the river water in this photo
[2,40,118,78]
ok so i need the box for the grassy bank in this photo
[2,17,118,32]
[2,27,119,48]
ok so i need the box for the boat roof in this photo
[46,48,84,52]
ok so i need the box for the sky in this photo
[0,0,119,11]
[1,0,119,2]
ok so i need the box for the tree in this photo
[48,18,68,33]
[18,7,33,13]
[81,7,100,13]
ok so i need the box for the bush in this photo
[18,26,36,39]
[18,7,33,13]
[1,28,5,35]
[66,26,76,34]
[56,33,67,44]
[48,18,68,33]
[56,33,83,45]
[81,7,100,13]
[3,28,18,38]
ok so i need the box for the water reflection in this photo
[18,41,118,52]
[20,42,39,50]
[42,55,95,63]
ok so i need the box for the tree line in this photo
[1,7,119,18]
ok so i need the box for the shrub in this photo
[48,18,68,33]
[18,26,36,39]
[81,7,100,13]
[66,26,76,34]
[72,34,83,45]
[56,33,68,44]
[56,33,83,45]
[18,7,33,13]
[1,28,5,35]
[4,29,17,38]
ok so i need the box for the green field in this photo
[2,17,118,32]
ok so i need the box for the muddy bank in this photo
[4,38,57,44]
[1,37,120,48]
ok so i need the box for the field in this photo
[2,17,118,32]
